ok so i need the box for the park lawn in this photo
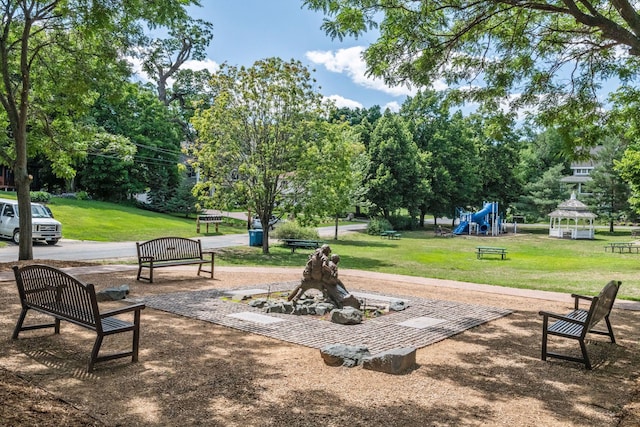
[217,227,640,301]
[47,198,246,241]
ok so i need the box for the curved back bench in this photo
[12,264,145,372]
[136,237,215,283]
[539,280,620,369]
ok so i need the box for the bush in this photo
[30,191,51,203]
[367,217,393,235]
[389,215,417,231]
[272,221,319,240]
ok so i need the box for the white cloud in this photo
[383,101,401,113]
[325,94,363,109]
[182,58,219,74]
[306,46,418,97]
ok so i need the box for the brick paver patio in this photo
[137,281,512,354]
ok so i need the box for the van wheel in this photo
[12,230,19,244]
[46,239,58,245]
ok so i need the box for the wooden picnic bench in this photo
[380,230,402,239]
[280,239,323,253]
[196,214,223,233]
[476,246,507,259]
[12,264,145,372]
[136,237,215,283]
[604,242,640,253]
[539,280,620,369]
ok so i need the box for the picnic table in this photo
[604,242,640,253]
[380,230,402,239]
[476,246,508,260]
[280,239,323,253]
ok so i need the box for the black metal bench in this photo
[539,280,621,369]
[476,246,507,259]
[136,237,215,283]
[280,239,323,253]
[12,264,145,372]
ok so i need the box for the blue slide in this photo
[454,202,497,235]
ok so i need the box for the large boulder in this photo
[330,306,362,325]
[320,344,371,367]
[362,347,416,375]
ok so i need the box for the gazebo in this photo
[548,193,596,239]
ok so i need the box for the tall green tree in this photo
[586,137,630,232]
[85,83,183,202]
[368,110,430,222]
[0,0,198,259]
[401,91,477,226]
[516,164,570,222]
[303,0,640,146]
[293,120,367,239]
[190,58,327,253]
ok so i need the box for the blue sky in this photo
[181,1,417,112]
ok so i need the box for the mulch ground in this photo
[1,261,640,426]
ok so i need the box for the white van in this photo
[0,198,62,245]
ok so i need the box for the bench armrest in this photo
[100,303,146,318]
[538,310,585,325]
[571,293,594,309]
[202,250,216,257]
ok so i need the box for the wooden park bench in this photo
[280,239,323,253]
[539,280,621,369]
[476,246,507,260]
[12,264,145,372]
[136,237,215,283]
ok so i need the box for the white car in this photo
[0,198,62,245]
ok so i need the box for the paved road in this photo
[0,223,367,262]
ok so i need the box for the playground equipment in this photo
[454,202,502,236]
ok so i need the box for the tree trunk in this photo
[334,213,339,240]
[14,130,33,260]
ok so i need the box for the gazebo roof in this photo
[548,193,597,219]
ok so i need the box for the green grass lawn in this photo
[46,198,246,241]
[217,226,640,301]
[5,195,639,301]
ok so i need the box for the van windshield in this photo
[14,205,53,218]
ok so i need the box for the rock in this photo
[362,347,416,374]
[314,302,335,315]
[330,307,362,325]
[248,298,267,308]
[96,284,130,302]
[389,300,408,311]
[320,344,370,367]
[265,302,284,313]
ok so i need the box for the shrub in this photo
[272,221,319,240]
[367,217,393,235]
[389,215,417,231]
[30,191,51,203]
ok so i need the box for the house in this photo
[560,146,602,195]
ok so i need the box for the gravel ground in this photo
[1,262,640,426]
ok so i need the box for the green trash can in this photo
[249,229,263,246]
